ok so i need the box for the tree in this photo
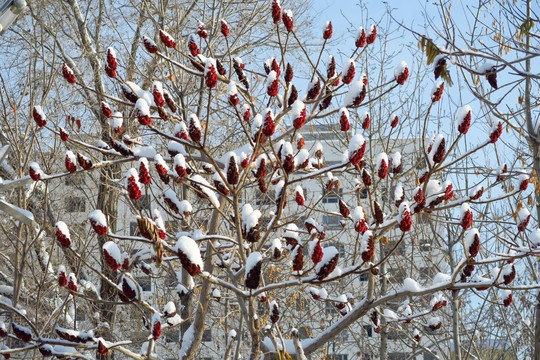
[0,1,536,360]
[405,0,540,358]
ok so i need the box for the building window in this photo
[360,187,368,199]
[130,221,140,236]
[384,240,405,256]
[255,189,275,206]
[328,243,346,257]
[329,355,348,360]
[419,267,432,279]
[297,326,311,340]
[322,188,343,204]
[323,214,341,228]
[419,239,430,251]
[65,196,86,213]
[389,353,407,360]
[423,352,438,360]
[387,329,405,340]
[65,174,83,186]
[135,276,151,292]
[136,195,151,211]
[324,301,335,314]
[75,311,86,322]
[359,273,368,282]
[363,325,372,337]
[165,331,177,343]
[202,329,212,342]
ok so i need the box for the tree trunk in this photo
[96,163,121,360]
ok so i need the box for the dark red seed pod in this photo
[197,21,208,39]
[485,67,498,89]
[434,57,446,79]
[12,323,32,343]
[503,265,516,285]
[282,9,293,32]
[373,201,383,224]
[307,78,321,100]
[271,0,281,24]
[431,82,444,102]
[216,59,226,76]
[355,219,369,233]
[59,127,69,142]
[342,60,355,85]
[163,91,177,113]
[245,254,262,289]
[316,251,339,280]
[327,55,336,80]
[340,108,350,132]
[350,85,367,106]
[214,178,230,196]
[295,188,304,206]
[262,109,275,137]
[258,177,267,193]
[77,153,93,170]
[105,65,117,78]
[157,106,168,121]
[62,63,76,84]
[288,84,298,107]
[291,245,304,272]
[398,203,412,232]
[58,271,67,287]
[266,71,279,97]
[390,114,399,128]
[138,159,151,185]
[395,62,409,85]
[55,222,71,248]
[204,59,218,89]
[65,152,77,173]
[122,277,139,300]
[187,35,199,57]
[461,204,473,230]
[361,112,370,130]
[285,63,293,84]
[121,84,138,103]
[355,27,366,48]
[503,293,513,307]
[220,19,229,37]
[319,87,332,110]
[271,58,280,77]
[101,101,112,118]
[490,121,502,143]
[361,233,374,262]
[311,240,323,264]
[159,29,177,48]
[467,230,480,257]
[226,154,239,185]
[444,182,454,200]
[432,137,445,163]
[142,35,158,53]
[152,82,165,107]
[366,25,376,44]
[283,154,295,174]
[362,168,372,187]
[189,115,202,142]
[323,21,333,39]
[33,106,47,127]
[414,187,424,204]
[106,47,117,71]
[339,199,350,218]
[270,302,280,323]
